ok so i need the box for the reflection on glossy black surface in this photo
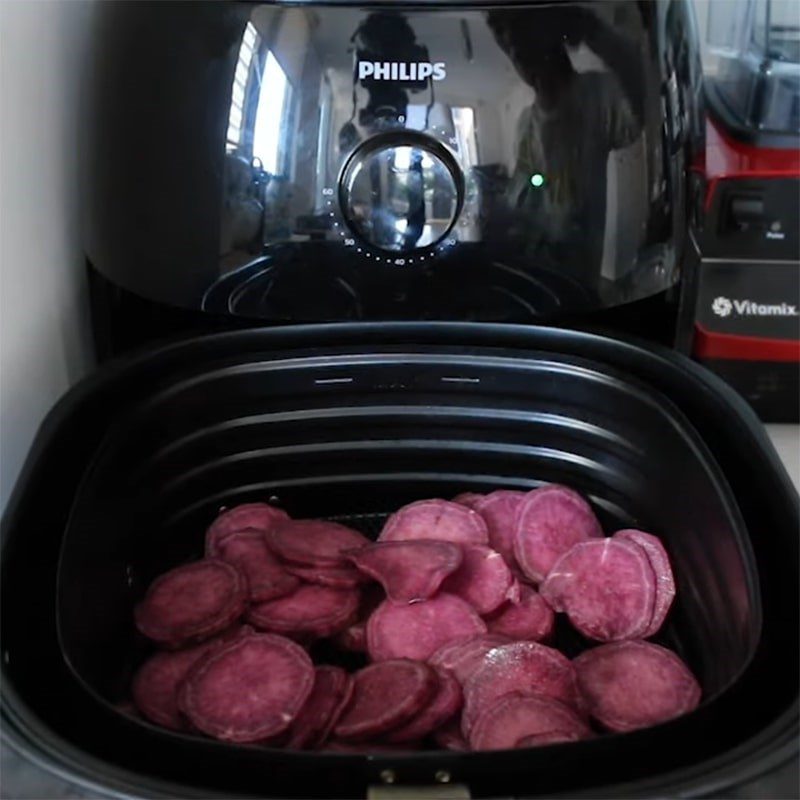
[487,7,645,280]
[201,242,593,323]
[85,1,704,322]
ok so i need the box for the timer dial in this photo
[340,135,462,253]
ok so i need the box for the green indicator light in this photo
[530,173,545,188]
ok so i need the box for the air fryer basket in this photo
[58,347,756,708]
[2,325,797,799]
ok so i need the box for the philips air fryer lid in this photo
[84,1,704,323]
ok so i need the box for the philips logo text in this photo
[712,296,799,318]
[358,61,447,82]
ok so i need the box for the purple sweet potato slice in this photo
[469,692,590,751]
[217,529,299,602]
[205,502,289,556]
[474,490,526,572]
[367,594,486,662]
[515,729,586,747]
[287,666,354,749]
[441,544,515,615]
[385,667,463,742]
[540,538,656,642]
[462,641,584,736]
[346,540,463,603]
[131,626,252,730]
[613,529,676,637]
[379,499,489,546]
[485,585,555,642]
[134,559,248,647]
[333,659,438,740]
[333,621,367,653]
[433,717,470,751]
[178,633,314,742]
[284,562,366,589]
[429,633,512,684]
[133,649,207,731]
[248,583,360,639]
[333,585,384,653]
[452,492,485,509]
[266,519,371,567]
[513,485,603,583]
[574,640,701,732]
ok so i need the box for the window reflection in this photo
[452,106,477,169]
[226,22,259,152]
[222,18,305,265]
[226,26,292,177]
[253,52,291,175]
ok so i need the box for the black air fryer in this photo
[2,2,798,799]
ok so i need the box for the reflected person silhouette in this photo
[359,148,426,251]
[339,11,429,149]
[339,11,435,251]
[488,8,644,285]
[401,149,426,249]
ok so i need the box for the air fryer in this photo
[2,2,798,799]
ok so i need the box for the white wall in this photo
[0,0,96,510]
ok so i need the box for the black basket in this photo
[2,324,797,799]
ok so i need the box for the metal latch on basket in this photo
[368,784,471,800]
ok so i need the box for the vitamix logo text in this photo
[358,61,447,82]
[712,296,799,318]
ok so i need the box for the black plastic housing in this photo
[83,0,704,333]
[2,324,797,799]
